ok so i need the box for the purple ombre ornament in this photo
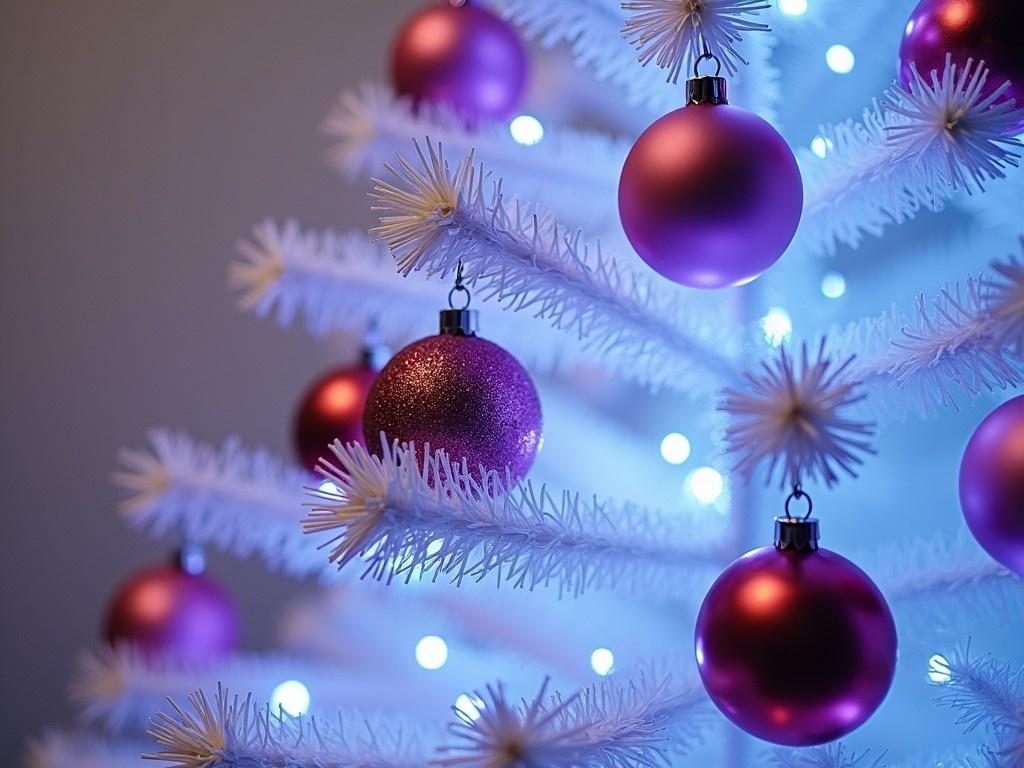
[618,72,803,290]
[695,517,897,746]
[390,1,528,124]
[363,308,542,480]
[104,557,239,664]
[899,0,1024,132]
[960,395,1024,576]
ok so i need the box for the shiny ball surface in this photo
[618,103,803,290]
[960,395,1024,576]
[293,363,377,471]
[104,565,239,664]
[899,0,1024,131]
[695,545,897,746]
[390,2,527,123]
[363,333,542,479]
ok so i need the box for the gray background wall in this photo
[0,0,418,753]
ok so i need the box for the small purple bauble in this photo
[363,332,542,480]
[104,564,239,664]
[390,1,528,123]
[695,537,897,746]
[618,102,803,290]
[960,395,1024,576]
[900,0,1024,132]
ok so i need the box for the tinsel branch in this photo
[435,669,709,768]
[496,0,780,121]
[146,685,424,768]
[935,647,1024,766]
[322,84,626,230]
[113,429,327,579]
[620,0,770,79]
[27,731,151,768]
[303,438,725,598]
[770,743,882,768]
[796,57,1023,259]
[835,259,1024,418]
[71,645,438,734]
[369,139,741,395]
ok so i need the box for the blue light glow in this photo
[591,647,615,675]
[659,432,691,465]
[415,635,448,670]
[510,115,544,146]
[455,693,485,720]
[826,44,855,74]
[761,307,792,347]
[928,654,952,684]
[821,271,847,298]
[779,0,808,16]
[270,680,311,716]
[810,135,833,158]
[686,467,724,505]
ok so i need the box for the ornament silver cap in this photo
[774,516,820,552]
[439,308,479,336]
[686,75,728,105]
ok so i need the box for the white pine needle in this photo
[113,429,326,579]
[434,669,709,768]
[302,438,725,598]
[146,685,424,768]
[368,138,741,395]
[721,340,876,489]
[621,0,770,79]
[988,240,1024,356]
[322,83,628,231]
[771,743,882,768]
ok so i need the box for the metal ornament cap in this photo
[439,308,479,336]
[774,516,820,552]
[686,75,728,105]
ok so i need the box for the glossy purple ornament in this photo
[959,395,1024,576]
[618,76,803,290]
[695,517,897,746]
[104,560,239,664]
[390,1,528,124]
[363,309,542,480]
[900,0,1024,132]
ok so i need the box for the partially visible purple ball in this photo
[104,564,239,664]
[695,544,897,746]
[618,102,803,290]
[899,0,1024,131]
[390,1,528,124]
[960,395,1024,576]
[363,333,542,479]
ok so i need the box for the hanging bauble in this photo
[900,0,1024,131]
[618,67,803,290]
[959,395,1024,576]
[363,305,542,480]
[695,508,897,746]
[390,0,528,124]
[293,347,386,472]
[104,549,238,664]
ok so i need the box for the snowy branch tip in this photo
[721,340,876,489]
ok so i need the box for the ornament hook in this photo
[693,42,722,78]
[784,483,813,521]
[448,260,472,310]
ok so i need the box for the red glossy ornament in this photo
[293,357,380,471]
[104,556,238,664]
[618,75,802,290]
[695,517,897,746]
[390,1,528,123]
[900,0,1024,132]
[959,395,1024,576]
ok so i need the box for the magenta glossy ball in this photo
[104,565,239,664]
[618,103,803,290]
[959,395,1024,575]
[390,1,527,123]
[695,545,897,746]
[899,0,1024,131]
[363,333,542,479]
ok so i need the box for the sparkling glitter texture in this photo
[363,333,542,480]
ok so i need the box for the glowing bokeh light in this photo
[270,680,311,716]
[415,635,449,670]
[826,44,855,74]
[510,114,544,146]
[928,653,952,684]
[686,467,724,505]
[761,307,792,347]
[810,135,833,158]
[660,432,692,465]
[779,0,808,16]
[821,271,847,299]
[591,647,615,675]
[455,693,485,720]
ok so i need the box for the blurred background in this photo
[1,0,1019,761]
